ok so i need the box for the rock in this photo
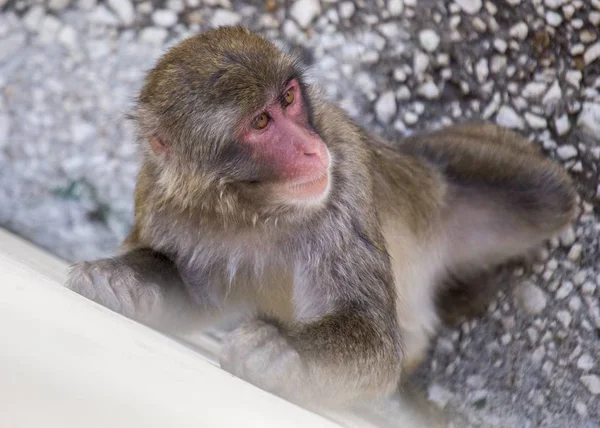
[290,0,321,28]
[428,384,453,408]
[475,58,488,83]
[77,0,96,10]
[1,33,23,64]
[493,38,507,53]
[48,0,71,11]
[467,375,485,388]
[559,226,576,247]
[509,22,528,40]
[563,4,575,20]
[167,0,185,12]
[581,375,600,395]
[577,354,594,371]
[23,5,45,32]
[575,402,588,416]
[388,0,404,16]
[455,0,482,14]
[525,112,547,129]
[516,281,547,315]
[139,27,168,45]
[490,55,507,73]
[404,111,418,125]
[555,114,571,136]
[522,82,547,99]
[569,296,582,312]
[556,145,578,160]
[375,91,397,124]
[545,11,563,27]
[555,281,573,299]
[544,0,561,8]
[396,86,411,100]
[472,16,487,32]
[565,70,583,89]
[496,105,524,129]
[436,338,455,354]
[591,12,600,26]
[70,120,96,144]
[393,69,407,82]
[0,114,10,148]
[38,15,62,43]
[582,281,596,295]
[571,44,585,56]
[556,310,572,328]
[339,2,355,19]
[580,30,598,44]
[578,102,600,139]
[58,25,78,49]
[418,81,440,99]
[542,81,562,104]
[107,0,135,26]
[419,29,440,52]
[152,10,178,27]
[567,244,582,261]
[542,360,554,377]
[413,50,430,78]
[88,5,119,26]
[585,41,600,65]
[211,9,241,27]
[532,345,545,364]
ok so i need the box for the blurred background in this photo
[0,0,599,426]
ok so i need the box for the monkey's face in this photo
[136,27,334,222]
[235,78,332,208]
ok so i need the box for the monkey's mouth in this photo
[283,171,330,202]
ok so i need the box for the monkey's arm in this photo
[66,248,209,332]
[220,228,402,405]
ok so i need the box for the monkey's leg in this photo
[66,248,208,332]
[401,124,577,322]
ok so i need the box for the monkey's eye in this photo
[283,89,294,106]
[253,113,269,130]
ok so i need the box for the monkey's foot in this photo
[66,259,163,319]
[220,319,306,400]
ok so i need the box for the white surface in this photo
[0,229,338,428]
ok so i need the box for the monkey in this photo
[65,26,576,408]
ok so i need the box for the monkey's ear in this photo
[150,136,169,156]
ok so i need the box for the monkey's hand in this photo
[220,312,402,406]
[220,319,307,401]
[66,257,163,319]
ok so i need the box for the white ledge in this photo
[0,229,339,428]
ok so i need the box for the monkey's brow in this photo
[275,76,299,104]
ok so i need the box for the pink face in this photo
[237,79,331,204]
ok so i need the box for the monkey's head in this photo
[134,26,332,224]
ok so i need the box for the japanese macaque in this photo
[66,26,576,408]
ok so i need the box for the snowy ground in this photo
[0,0,599,426]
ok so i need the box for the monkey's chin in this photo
[281,170,331,206]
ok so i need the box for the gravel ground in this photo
[1,0,599,426]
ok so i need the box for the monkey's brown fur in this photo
[67,27,576,407]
